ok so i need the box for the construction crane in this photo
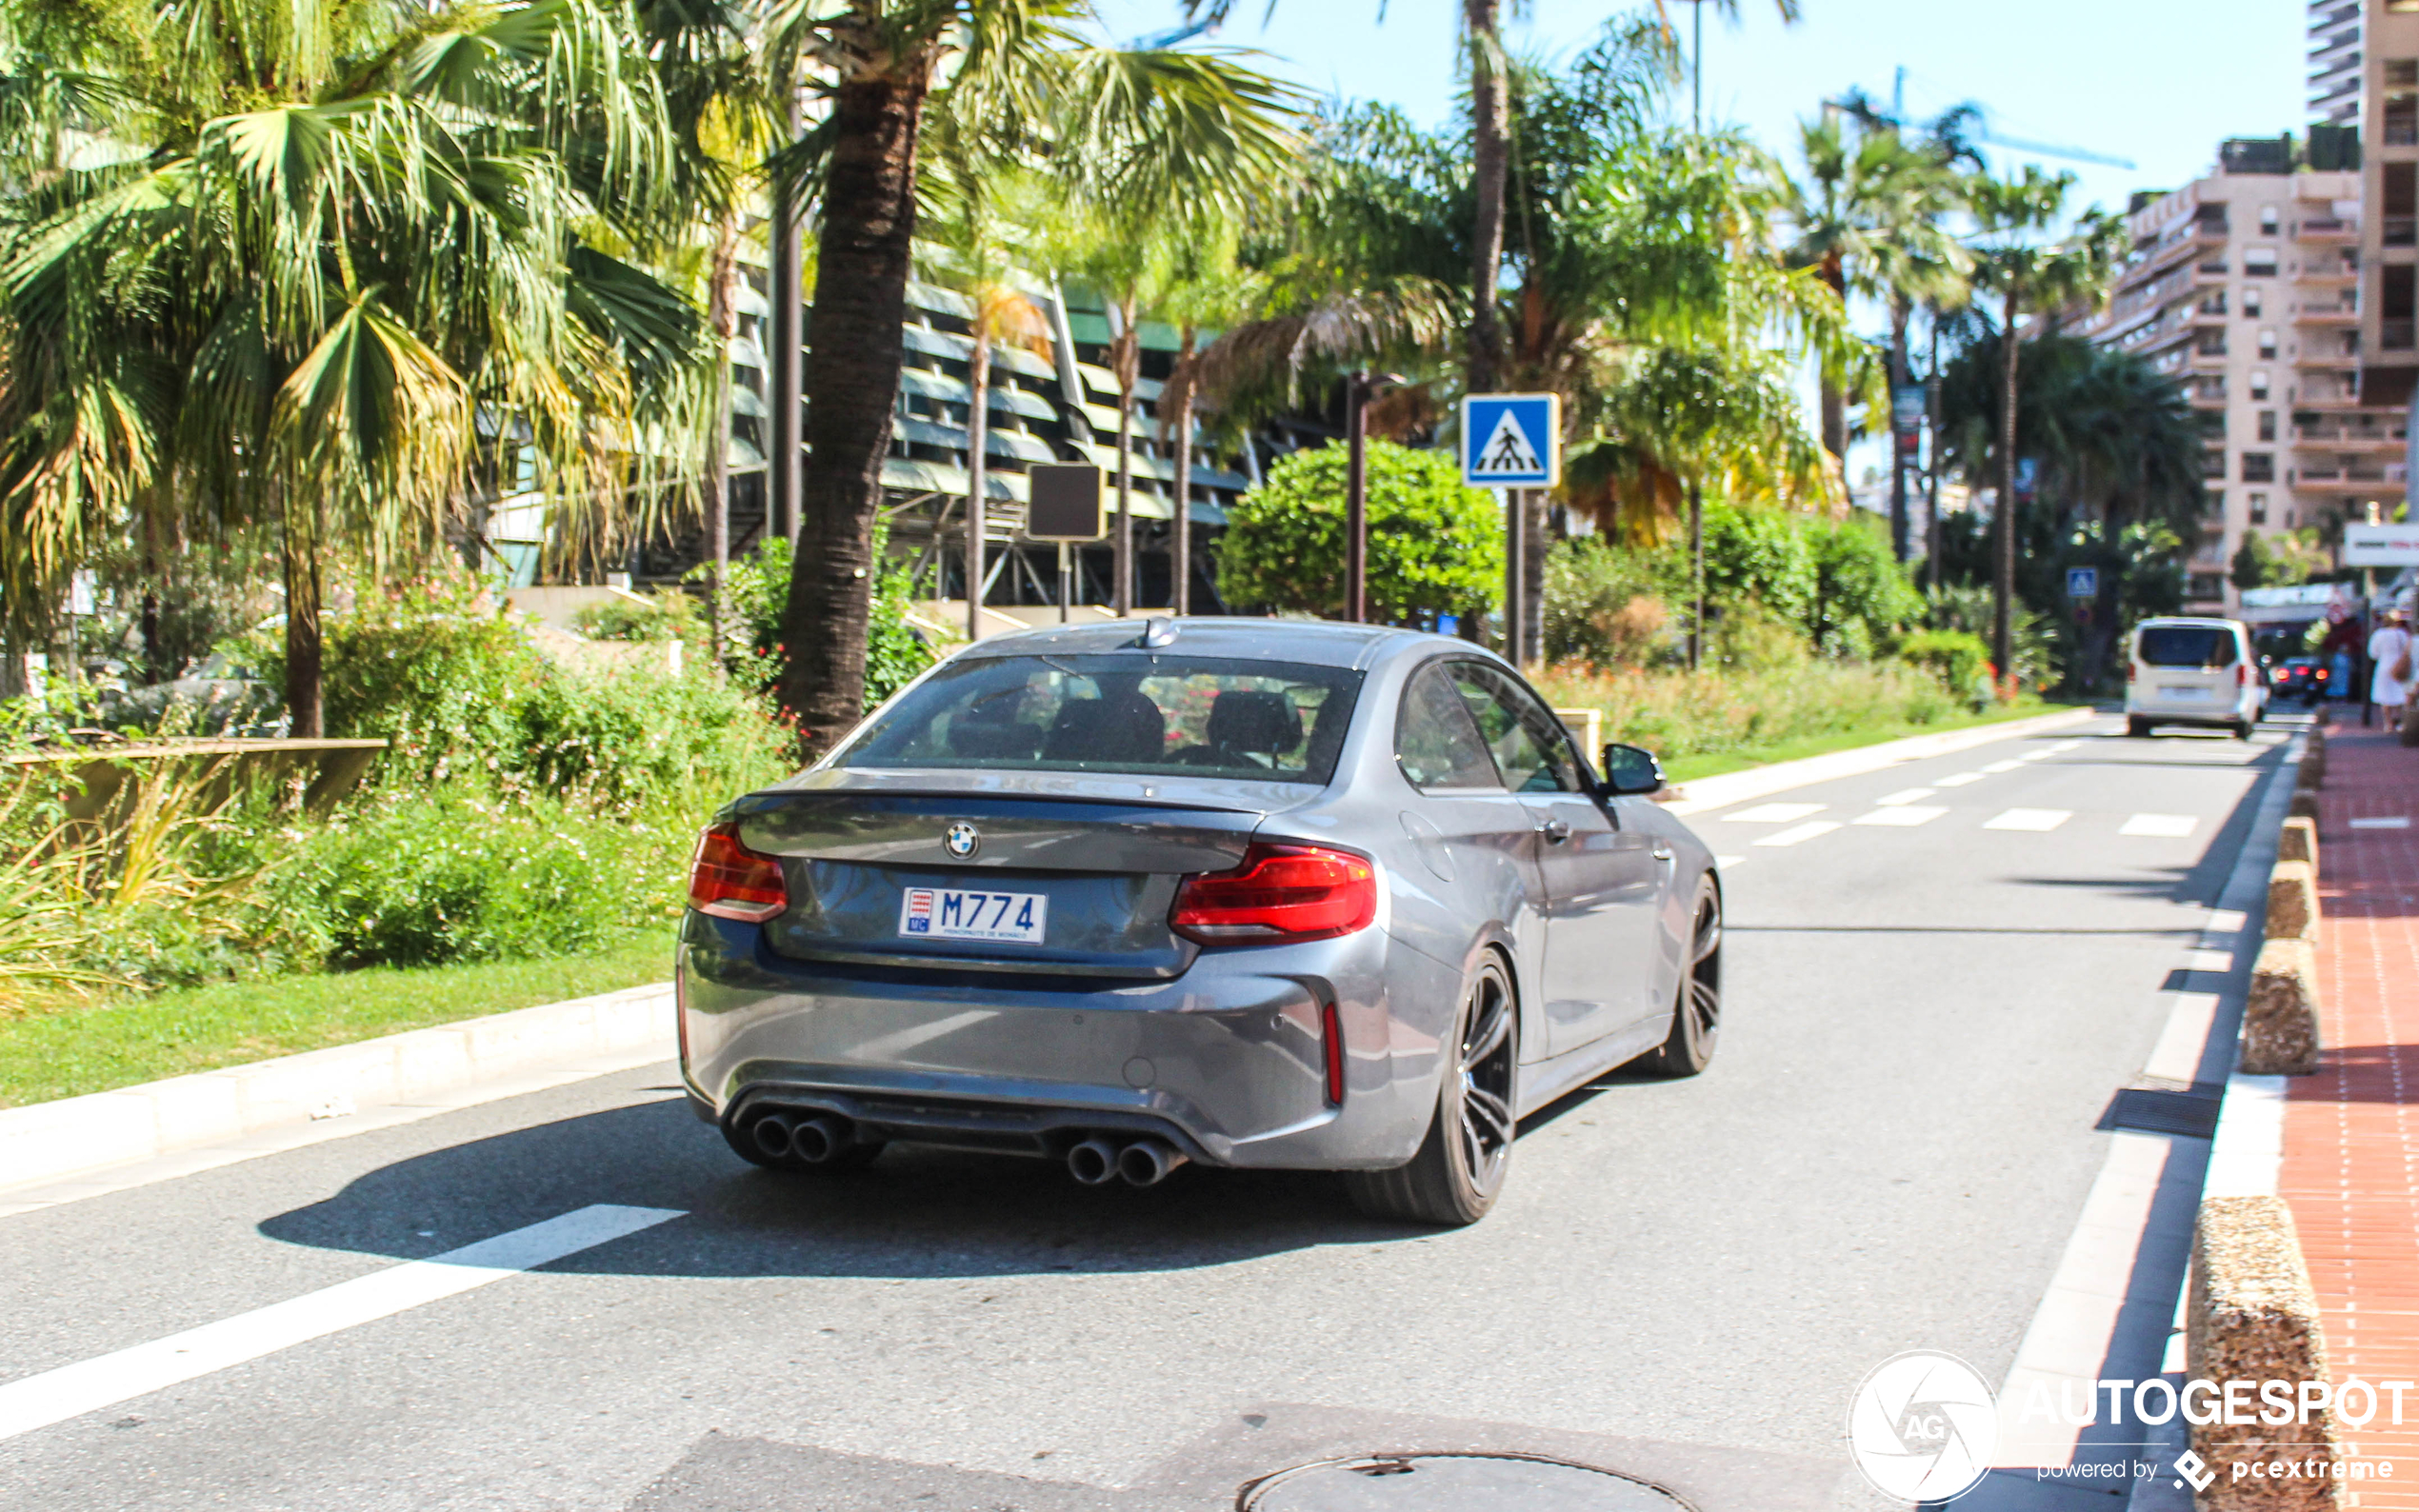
[1832,67,2137,172]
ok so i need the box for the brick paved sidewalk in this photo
[2282,724,2419,1508]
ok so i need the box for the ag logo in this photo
[1848,1351,1998,1502]
[944,822,981,860]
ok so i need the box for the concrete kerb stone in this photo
[2289,790,2321,825]
[2242,940,2322,1077]
[2277,818,2318,869]
[2266,861,2319,945]
[2188,1196,2342,1509]
[0,981,674,1193]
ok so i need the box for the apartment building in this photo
[2081,140,2391,611]
[2314,0,2364,126]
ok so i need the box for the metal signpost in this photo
[1025,465,1107,627]
[1462,394,1562,664]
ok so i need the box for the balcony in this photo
[2297,348,2362,368]
[2297,216,2358,242]
[2293,462,2408,488]
[2297,307,2359,325]
[2293,425,2406,448]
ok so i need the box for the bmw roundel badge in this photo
[945,822,981,860]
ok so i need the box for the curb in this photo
[0,982,674,1197]
[2189,1196,2341,1508]
[1660,705,2097,816]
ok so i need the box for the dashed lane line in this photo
[1983,807,2072,832]
[1852,806,1948,827]
[1720,803,1827,824]
[2119,814,2198,838]
[1714,855,1745,870]
[2019,748,2052,761]
[1980,759,2024,773]
[1935,772,1986,787]
[0,1204,684,1442]
[1752,821,1841,847]
[1873,787,1935,806]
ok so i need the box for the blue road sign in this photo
[2066,567,2098,600]
[1462,394,1562,487]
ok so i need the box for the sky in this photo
[1087,1,2309,219]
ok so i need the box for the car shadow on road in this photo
[255,1094,1487,1279]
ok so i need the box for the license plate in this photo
[898,887,1048,944]
[2160,686,2210,700]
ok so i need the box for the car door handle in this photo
[1541,819,1572,844]
[1651,845,1674,862]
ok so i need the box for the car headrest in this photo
[1043,693,1166,764]
[1206,689,1304,755]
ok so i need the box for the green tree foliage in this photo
[2230,530,2306,590]
[1219,442,1503,623]
[726,533,930,712]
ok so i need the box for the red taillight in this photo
[2126,661,2137,682]
[1170,844,1377,944]
[1322,999,1346,1105]
[689,822,788,922]
[2238,663,2252,686]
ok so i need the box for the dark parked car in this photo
[2273,656,2332,704]
[676,618,1723,1226]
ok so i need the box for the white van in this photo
[2126,617,2265,738]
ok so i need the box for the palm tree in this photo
[0,0,692,732]
[762,4,1300,752]
[1964,169,2125,680]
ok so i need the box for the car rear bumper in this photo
[676,914,1461,1169]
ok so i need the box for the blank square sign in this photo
[1026,465,1105,541]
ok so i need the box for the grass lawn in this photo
[0,929,673,1109]
[1658,701,2094,785]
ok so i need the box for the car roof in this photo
[2136,617,2246,630]
[953,616,1484,671]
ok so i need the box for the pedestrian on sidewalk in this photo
[2368,607,2412,732]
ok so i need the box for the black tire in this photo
[720,1112,885,1173]
[2127,717,2151,738]
[1345,953,1517,1227]
[1641,875,1722,1078]
[2234,720,2254,741]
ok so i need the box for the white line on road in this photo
[1713,855,1745,870]
[1980,759,2024,773]
[2019,748,2052,761]
[1720,802,1827,824]
[0,1204,684,1442]
[1752,821,1841,847]
[1935,772,1986,787]
[2049,741,2082,752]
[1872,787,1935,806]
[2349,816,2411,830]
[1852,806,1947,827]
[1982,808,2071,832]
[2119,814,2199,838]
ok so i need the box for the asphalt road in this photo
[0,714,2290,1512]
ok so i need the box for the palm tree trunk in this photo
[1995,291,2023,686]
[966,329,990,642]
[281,490,324,740]
[1818,257,1848,462]
[706,216,740,676]
[1171,326,1196,617]
[1889,296,1911,562]
[780,62,930,757]
[770,84,804,546]
[1465,0,1507,393]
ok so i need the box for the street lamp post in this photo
[1344,372,1405,624]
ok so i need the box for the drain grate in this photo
[1237,1453,1696,1511]
[2096,1084,2223,1140]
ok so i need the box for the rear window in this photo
[834,655,1364,784]
[2137,626,2240,668]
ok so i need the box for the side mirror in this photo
[1600,743,1666,797]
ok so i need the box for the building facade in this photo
[2314,0,2365,126]
[2081,145,2391,611]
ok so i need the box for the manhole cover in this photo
[1238,1453,1696,1511]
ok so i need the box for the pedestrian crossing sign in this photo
[1461,393,1562,487]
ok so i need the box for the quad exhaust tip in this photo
[1066,1136,1188,1188]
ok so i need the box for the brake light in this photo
[1322,999,1347,1104]
[2126,661,2137,682]
[689,822,788,922]
[1170,844,1377,944]
[2238,663,2252,687]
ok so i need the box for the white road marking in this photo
[1873,787,1935,806]
[1752,821,1841,847]
[2049,740,2082,752]
[1935,772,1986,787]
[1983,807,2071,832]
[2119,813,2198,838]
[2019,748,2052,761]
[1713,855,1745,870]
[0,1204,683,1442]
[1852,806,1947,827]
[2349,816,2411,830]
[1980,759,2024,773]
[1721,802,1827,824]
